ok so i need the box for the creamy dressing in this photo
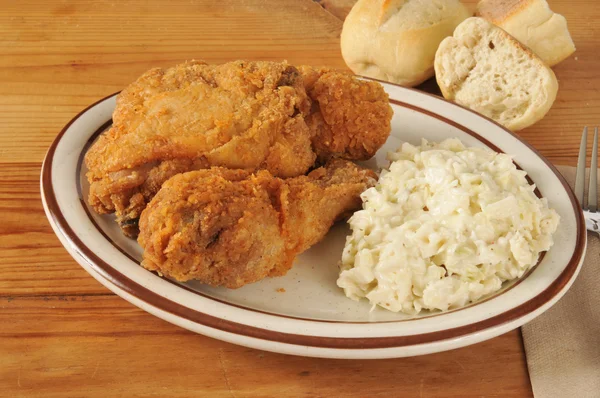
[337,138,559,314]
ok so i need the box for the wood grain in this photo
[0,296,532,397]
[0,0,597,396]
[0,164,106,296]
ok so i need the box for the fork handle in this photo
[583,209,600,236]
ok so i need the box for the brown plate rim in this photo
[41,83,585,350]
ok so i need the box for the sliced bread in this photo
[476,0,575,66]
[434,17,558,131]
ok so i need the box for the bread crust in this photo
[475,0,575,66]
[476,0,534,23]
[341,0,471,87]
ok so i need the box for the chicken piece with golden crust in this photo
[138,160,377,288]
[85,60,391,238]
[86,60,315,237]
[299,65,393,161]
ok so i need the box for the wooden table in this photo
[1,1,597,396]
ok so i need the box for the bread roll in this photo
[476,0,575,66]
[341,0,471,87]
[434,17,558,131]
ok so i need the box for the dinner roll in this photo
[341,0,471,87]
[476,0,575,66]
[434,17,558,131]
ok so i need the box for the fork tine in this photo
[589,127,599,212]
[575,127,588,207]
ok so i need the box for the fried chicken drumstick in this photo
[85,60,391,237]
[138,160,377,288]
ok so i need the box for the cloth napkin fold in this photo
[522,165,600,398]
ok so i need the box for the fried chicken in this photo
[85,60,391,237]
[299,66,393,161]
[137,160,377,288]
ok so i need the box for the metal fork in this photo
[576,126,600,236]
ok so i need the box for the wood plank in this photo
[0,163,110,296]
[0,295,533,397]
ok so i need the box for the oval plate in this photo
[41,81,585,359]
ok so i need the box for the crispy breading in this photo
[299,66,393,161]
[137,160,377,288]
[84,60,391,237]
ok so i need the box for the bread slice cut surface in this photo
[434,17,558,131]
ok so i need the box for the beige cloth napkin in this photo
[522,165,600,398]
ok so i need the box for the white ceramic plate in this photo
[41,82,586,359]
